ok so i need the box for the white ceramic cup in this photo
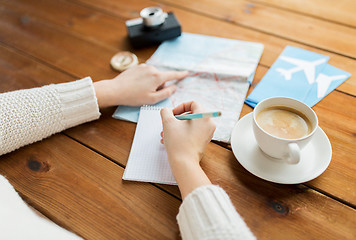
[252,97,318,164]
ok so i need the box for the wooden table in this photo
[0,0,355,239]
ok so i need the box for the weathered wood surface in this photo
[0,0,355,239]
[1,43,355,239]
[152,0,356,58]
[0,0,355,96]
[6,39,353,206]
[252,0,356,27]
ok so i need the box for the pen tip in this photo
[218,112,222,116]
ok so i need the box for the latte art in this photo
[256,107,312,139]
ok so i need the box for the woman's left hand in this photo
[94,64,188,108]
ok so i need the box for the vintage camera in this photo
[126,7,181,48]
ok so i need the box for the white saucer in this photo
[231,113,332,184]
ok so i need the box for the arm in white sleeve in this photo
[0,77,100,156]
[177,185,256,240]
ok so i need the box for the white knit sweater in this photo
[0,77,100,155]
[178,185,255,240]
[0,78,255,239]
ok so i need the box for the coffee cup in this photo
[252,97,318,164]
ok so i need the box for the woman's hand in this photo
[94,64,188,108]
[160,101,216,199]
[160,101,216,165]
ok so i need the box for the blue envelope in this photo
[245,46,348,107]
[303,64,351,106]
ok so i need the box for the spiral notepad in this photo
[123,106,176,185]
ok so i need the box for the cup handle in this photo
[287,143,300,164]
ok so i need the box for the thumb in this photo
[151,85,177,104]
[160,107,176,125]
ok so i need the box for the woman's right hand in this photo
[160,101,216,165]
[160,101,216,199]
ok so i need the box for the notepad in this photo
[123,106,176,185]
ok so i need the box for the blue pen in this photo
[175,111,222,120]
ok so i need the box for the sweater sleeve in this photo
[0,77,100,156]
[177,185,256,240]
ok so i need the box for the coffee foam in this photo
[256,106,312,139]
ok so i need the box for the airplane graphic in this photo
[315,73,347,98]
[275,55,347,99]
[276,56,328,84]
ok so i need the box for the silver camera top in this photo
[125,6,181,48]
[140,7,168,27]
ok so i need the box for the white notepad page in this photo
[123,106,176,185]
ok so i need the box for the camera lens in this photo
[140,7,168,27]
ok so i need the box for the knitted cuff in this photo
[177,185,255,240]
[52,77,101,129]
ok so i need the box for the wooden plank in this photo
[0,0,157,61]
[0,134,181,239]
[252,0,356,28]
[0,5,115,81]
[151,0,356,58]
[0,0,156,75]
[0,44,74,92]
[1,44,355,240]
[0,0,355,96]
